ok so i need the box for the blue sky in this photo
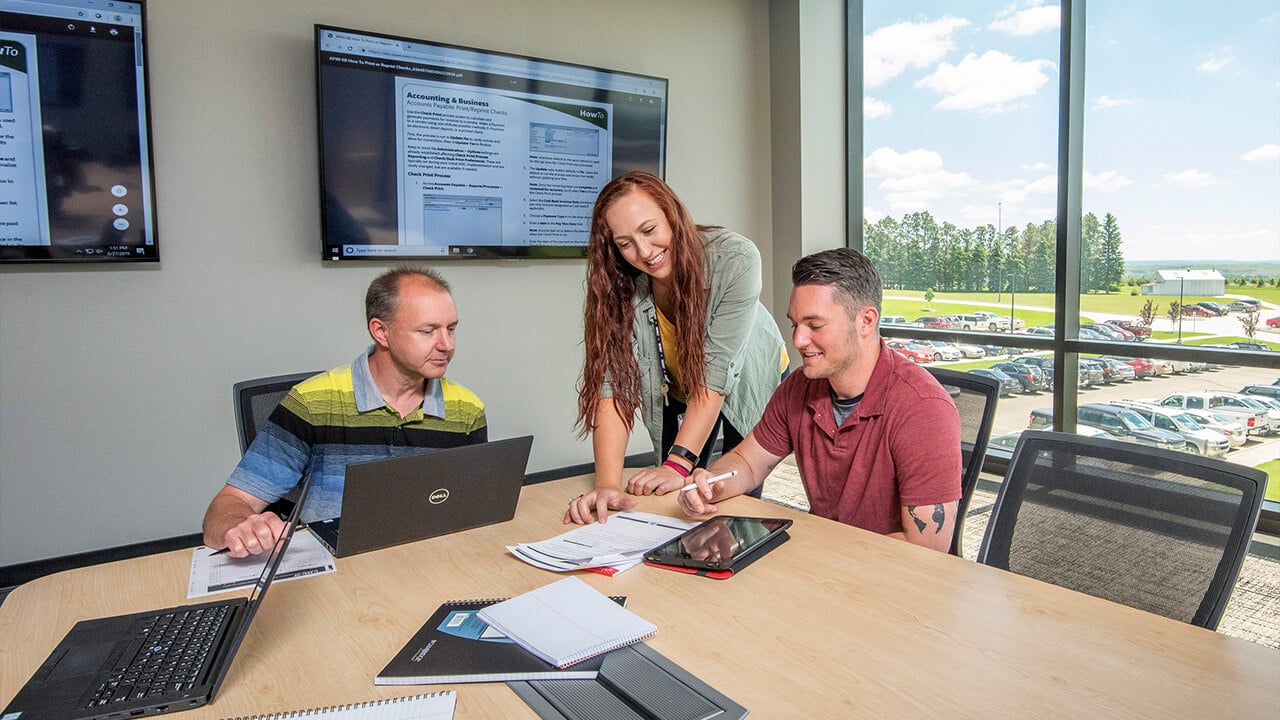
[862,1,1279,262]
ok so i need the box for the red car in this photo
[1182,305,1213,317]
[913,316,953,329]
[1105,356,1156,378]
[1106,319,1152,340]
[886,340,934,363]
[1267,316,1280,329]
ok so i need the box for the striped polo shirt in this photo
[228,349,487,522]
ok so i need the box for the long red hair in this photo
[576,172,710,436]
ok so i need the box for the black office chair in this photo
[233,371,320,454]
[977,430,1267,630]
[927,367,1000,557]
[233,371,320,516]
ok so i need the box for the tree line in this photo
[863,210,1124,294]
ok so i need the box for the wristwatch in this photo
[666,443,699,469]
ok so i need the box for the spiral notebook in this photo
[215,690,454,719]
[476,577,656,668]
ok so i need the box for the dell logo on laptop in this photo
[429,489,450,504]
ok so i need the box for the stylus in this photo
[679,470,737,493]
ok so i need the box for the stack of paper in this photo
[507,511,696,574]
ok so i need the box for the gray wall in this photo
[0,0,787,565]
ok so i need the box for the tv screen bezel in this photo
[0,0,159,265]
[314,23,668,262]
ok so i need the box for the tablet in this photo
[643,516,793,571]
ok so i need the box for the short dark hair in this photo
[791,248,882,317]
[366,265,451,325]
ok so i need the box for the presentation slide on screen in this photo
[392,78,612,255]
[0,32,50,247]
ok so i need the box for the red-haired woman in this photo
[565,172,786,524]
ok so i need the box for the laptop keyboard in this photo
[85,605,231,708]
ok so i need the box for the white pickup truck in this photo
[955,312,1025,331]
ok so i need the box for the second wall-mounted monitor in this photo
[316,25,668,261]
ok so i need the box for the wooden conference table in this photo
[2,476,1276,718]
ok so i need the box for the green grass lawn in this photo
[1259,459,1280,503]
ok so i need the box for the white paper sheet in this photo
[187,528,336,598]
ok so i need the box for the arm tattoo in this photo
[907,504,948,535]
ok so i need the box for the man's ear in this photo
[368,317,390,347]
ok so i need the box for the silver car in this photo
[1112,402,1230,457]
[1182,409,1249,448]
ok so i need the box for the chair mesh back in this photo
[981,431,1265,629]
[233,372,320,455]
[927,368,1000,556]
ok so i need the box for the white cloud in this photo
[864,96,892,119]
[1241,144,1280,162]
[863,206,886,224]
[1092,95,1136,109]
[1084,170,1134,192]
[915,51,1055,113]
[1024,174,1057,194]
[1197,47,1235,73]
[1022,161,1051,171]
[989,4,1060,36]
[864,16,970,88]
[1163,169,1222,188]
[864,147,979,212]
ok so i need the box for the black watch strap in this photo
[667,443,699,468]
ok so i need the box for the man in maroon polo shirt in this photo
[678,248,962,551]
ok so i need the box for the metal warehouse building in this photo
[1141,269,1227,296]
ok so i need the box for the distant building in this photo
[1141,269,1226,296]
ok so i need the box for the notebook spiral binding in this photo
[217,690,454,719]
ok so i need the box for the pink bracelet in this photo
[662,460,691,478]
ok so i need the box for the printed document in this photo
[507,511,695,573]
[187,528,336,598]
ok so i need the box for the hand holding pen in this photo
[676,469,738,517]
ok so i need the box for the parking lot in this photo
[986,361,1280,466]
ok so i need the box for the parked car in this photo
[916,340,963,361]
[951,342,988,358]
[1154,357,1198,374]
[1227,341,1271,352]
[974,310,1025,330]
[1016,355,1056,383]
[1110,401,1230,457]
[1096,357,1136,382]
[879,315,910,326]
[956,313,1015,331]
[990,361,1048,393]
[1075,403,1187,451]
[1240,385,1280,401]
[1181,409,1248,448]
[1225,301,1253,312]
[1028,404,1186,451]
[886,340,934,364]
[1080,323,1128,341]
[913,316,953,329]
[1077,359,1105,387]
[1105,319,1152,340]
[1194,301,1229,316]
[1022,326,1055,337]
[1268,316,1280,329]
[970,368,1019,397]
[1182,304,1213,317]
[1104,356,1157,379]
[991,425,1114,451]
[1156,392,1271,436]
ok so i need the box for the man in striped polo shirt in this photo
[202,266,487,557]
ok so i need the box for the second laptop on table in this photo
[309,435,534,557]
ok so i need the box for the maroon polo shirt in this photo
[753,341,962,535]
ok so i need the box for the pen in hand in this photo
[680,470,737,493]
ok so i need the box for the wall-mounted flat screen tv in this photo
[0,0,157,263]
[316,25,668,261]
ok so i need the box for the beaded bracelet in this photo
[662,460,691,478]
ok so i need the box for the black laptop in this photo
[308,435,533,558]
[2,477,313,720]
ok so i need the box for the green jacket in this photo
[603,228,787,462]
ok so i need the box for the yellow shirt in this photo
[656,307,788,405]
